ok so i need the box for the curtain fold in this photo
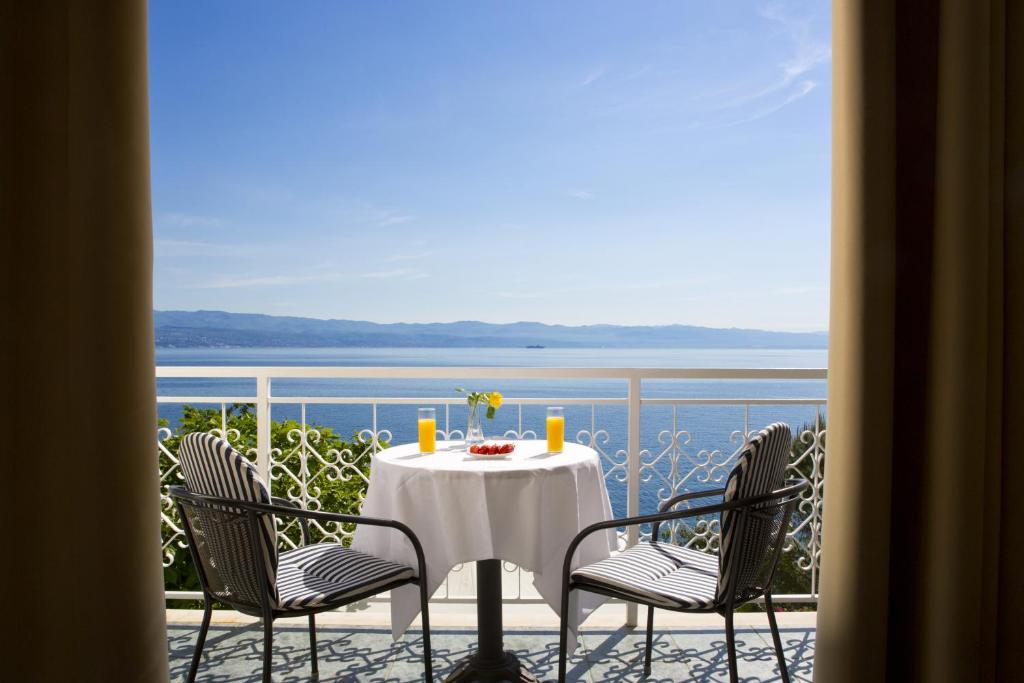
[816,1,1023,681]
[1,2,169,680]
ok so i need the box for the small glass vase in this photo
[466,401,485,445]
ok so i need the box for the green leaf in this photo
[486,406,495,419]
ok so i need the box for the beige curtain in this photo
[816,0,1023,681]
[1,2,169,681]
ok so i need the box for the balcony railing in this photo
[157,366,826,615]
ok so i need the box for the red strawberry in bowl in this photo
[469,441,516,456]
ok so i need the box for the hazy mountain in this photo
[154,310,828,349]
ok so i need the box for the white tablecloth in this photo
[352,439,615,647]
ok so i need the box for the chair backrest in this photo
[176,432,278,609]
[716,422,792,605]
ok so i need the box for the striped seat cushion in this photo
[572,542,718,609]
[276,543,415,610]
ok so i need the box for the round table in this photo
[352,439,615,682]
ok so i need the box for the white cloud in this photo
[579,67,607,88]
[494,278,708,300]
[192,267,429,289]
[376,212,416,227]
[716,79,818,127]
[154,238,217,250]
[157,212,223,229]
[757,3,831,92]
[566,188,595,200]
[358,268,429,280]
[383,250,438,263]
[694,3,830,124]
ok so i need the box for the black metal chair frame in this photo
[557,480,808,683]
[169,485,433,683]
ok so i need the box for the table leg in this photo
[444,560,538,682]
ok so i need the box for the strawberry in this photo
[499,443,513,454]
[469,444,479,454]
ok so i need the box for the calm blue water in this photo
[157,347,827,517]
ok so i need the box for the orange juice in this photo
[546,415,565,453]
[418,418,436,453]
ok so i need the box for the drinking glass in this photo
[546,406,565,453]
[418,407,437,453]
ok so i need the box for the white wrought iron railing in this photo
[157,366,826,619]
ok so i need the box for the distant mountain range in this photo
[154,310,828,349]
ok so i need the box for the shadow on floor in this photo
[167,623,814,682]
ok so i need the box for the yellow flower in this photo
[488,392,503,409]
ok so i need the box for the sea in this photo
[156,347,827,517]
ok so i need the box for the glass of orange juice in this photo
[546,406,564,453]
[418,408,436,453]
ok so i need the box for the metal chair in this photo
[169,432,433,682]
[557,422,807,682]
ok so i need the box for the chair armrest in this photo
[560,480,809,587]
[168,486,429,584]
[561,499,732,588]
[657,487,727,512]
[257,500,430,585]
[271,497,310,546]
[653,487,726,540]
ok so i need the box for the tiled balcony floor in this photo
[167,620,814,682]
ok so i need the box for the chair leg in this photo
[764,592,790,683]
[557,587,571,683]
[262,617,274,683]
[186,603,212,683]
[420,581,433,682]
[644,605,654,677]
[308,614,319,680]
[724,609,739,683]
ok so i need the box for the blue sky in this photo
[150,1,831,331]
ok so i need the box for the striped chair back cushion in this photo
[178,432,278,604]
[716,422,791,605]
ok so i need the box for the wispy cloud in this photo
[494,278,712,300]
[359,268,429,280]
[771,284,826,296]
[693,3,829,125]
[376,212,416,227]
[747,3,830,99]
[312,197,417,229]
[157,212,223,229]
[578,67,608,88]
[714,79,818,128]
[155,238,218,250]
[193,273,337,289]
[566,188,595,200]
[383,249,439,263]
[192,267,429,289]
